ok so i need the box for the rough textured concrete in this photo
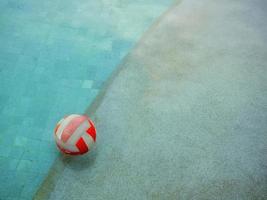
[39,0,267,199]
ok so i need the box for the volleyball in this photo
[54,114,96,155]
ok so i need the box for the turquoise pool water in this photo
[0,0,173,199]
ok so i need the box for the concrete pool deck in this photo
[36,0,267,199]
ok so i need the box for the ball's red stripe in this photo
[76,137,88,153]
[87,120,96,142]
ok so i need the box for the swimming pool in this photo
[0,0,173,199]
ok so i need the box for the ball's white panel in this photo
[56,118,65,126]
[56,114,79,139]
[54,134,79,152]
[82,133,95,149]
[66,120,90,146]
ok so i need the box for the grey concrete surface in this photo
[37,0,267,199]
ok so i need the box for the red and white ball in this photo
[54,114,96,155]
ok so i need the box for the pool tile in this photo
[14,136,28,147]
[8,146,25,159]
[17,160,34,172]
[82,80,93,89]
